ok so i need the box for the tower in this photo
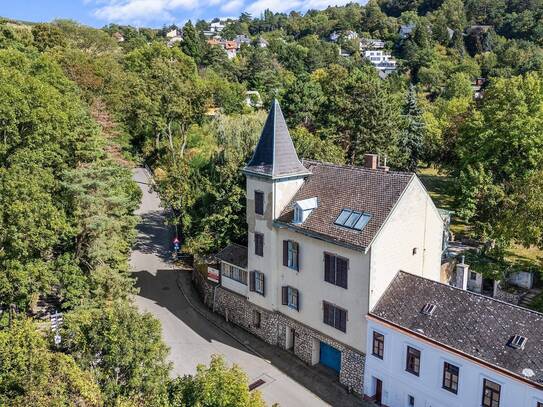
[243,100,311,310]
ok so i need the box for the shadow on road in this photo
[134,269,254,356]
[134,211,175,263]
[134,268,364,407]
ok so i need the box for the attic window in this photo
[293,197,318,224]
[335,209,371,231]
[421,303,436,316]
[509,335,527,350]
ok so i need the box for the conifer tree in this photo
[400,84,425,172]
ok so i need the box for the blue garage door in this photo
[319,342,341,373]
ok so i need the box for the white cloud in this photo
[246,0,302,15]
[221,0,244,13]
[91,0,199,24]
[90,0,363,25]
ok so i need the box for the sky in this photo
[1,0,363,28]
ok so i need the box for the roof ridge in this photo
[302,159,415,177]
[394,271,543,318]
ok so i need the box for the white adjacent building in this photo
[211,100,444,394]
[364,271,543,407]
[364,50,397,75]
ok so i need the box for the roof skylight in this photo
[335,209,371,231]
[509,335,527,350]
[421,303,436,316]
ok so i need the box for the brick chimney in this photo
[363,154,378,170]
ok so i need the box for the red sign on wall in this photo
[207,266,220,283]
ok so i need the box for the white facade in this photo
[246,174,305,311]
[364,50,397,73]
[369,177,443,310]
[244,172,443,353]
[210,21,225,32]
[360,38,385,50]
[364,317,543,407]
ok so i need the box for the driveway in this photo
[129,167,366,407]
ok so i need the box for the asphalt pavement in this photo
[129,167,368,407]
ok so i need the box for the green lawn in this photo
[418,166,543,269]
[418,167,469,236]
[529,292,543,313]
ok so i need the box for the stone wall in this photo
[192,270,366,395]
[192,267,215,308]
[276,314,365,392]
[493,281,524,305]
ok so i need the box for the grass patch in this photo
[529,292,543,313]
[418,166,469,236]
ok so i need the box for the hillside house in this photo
[360,38,385,50]
[235,34,251,47]
[400,23,416,39]
[211,100,444,394]
[330,30,358,42]
[364,50,397,75]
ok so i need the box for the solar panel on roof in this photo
[334,209,372,231]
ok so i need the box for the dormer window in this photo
[294,207,303,223]
[293,197,318,224]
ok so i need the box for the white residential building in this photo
[364,271,543,407]
[360,38,385,50]
[209,21,226,33]
[166,28,181,38]
[330,30,358,42]
[364,50,397,75]
[212,100,444,394]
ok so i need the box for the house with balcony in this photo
[364,50,397,76]
[211,100,444,394]
[364,271,543,407]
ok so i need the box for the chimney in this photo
[377,155,390,172]
[455,256,469,290]
[363,154,378,170]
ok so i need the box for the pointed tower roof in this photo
[244,99,311,179]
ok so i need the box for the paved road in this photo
[129,167,333,407]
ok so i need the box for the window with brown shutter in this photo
[324,253,332,282]
[322,301,347,332]
[255,271,264,295]
[255,233,264,257]
[338,308,346,332]
[323,301,333,325]
[281,286,288,305]
[284,241,299,271]
[324,253,348,289]
[255,191,264,215]
[336,257,348,289]
[249,271,255,291]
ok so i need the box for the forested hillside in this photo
[1,0,543,403]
